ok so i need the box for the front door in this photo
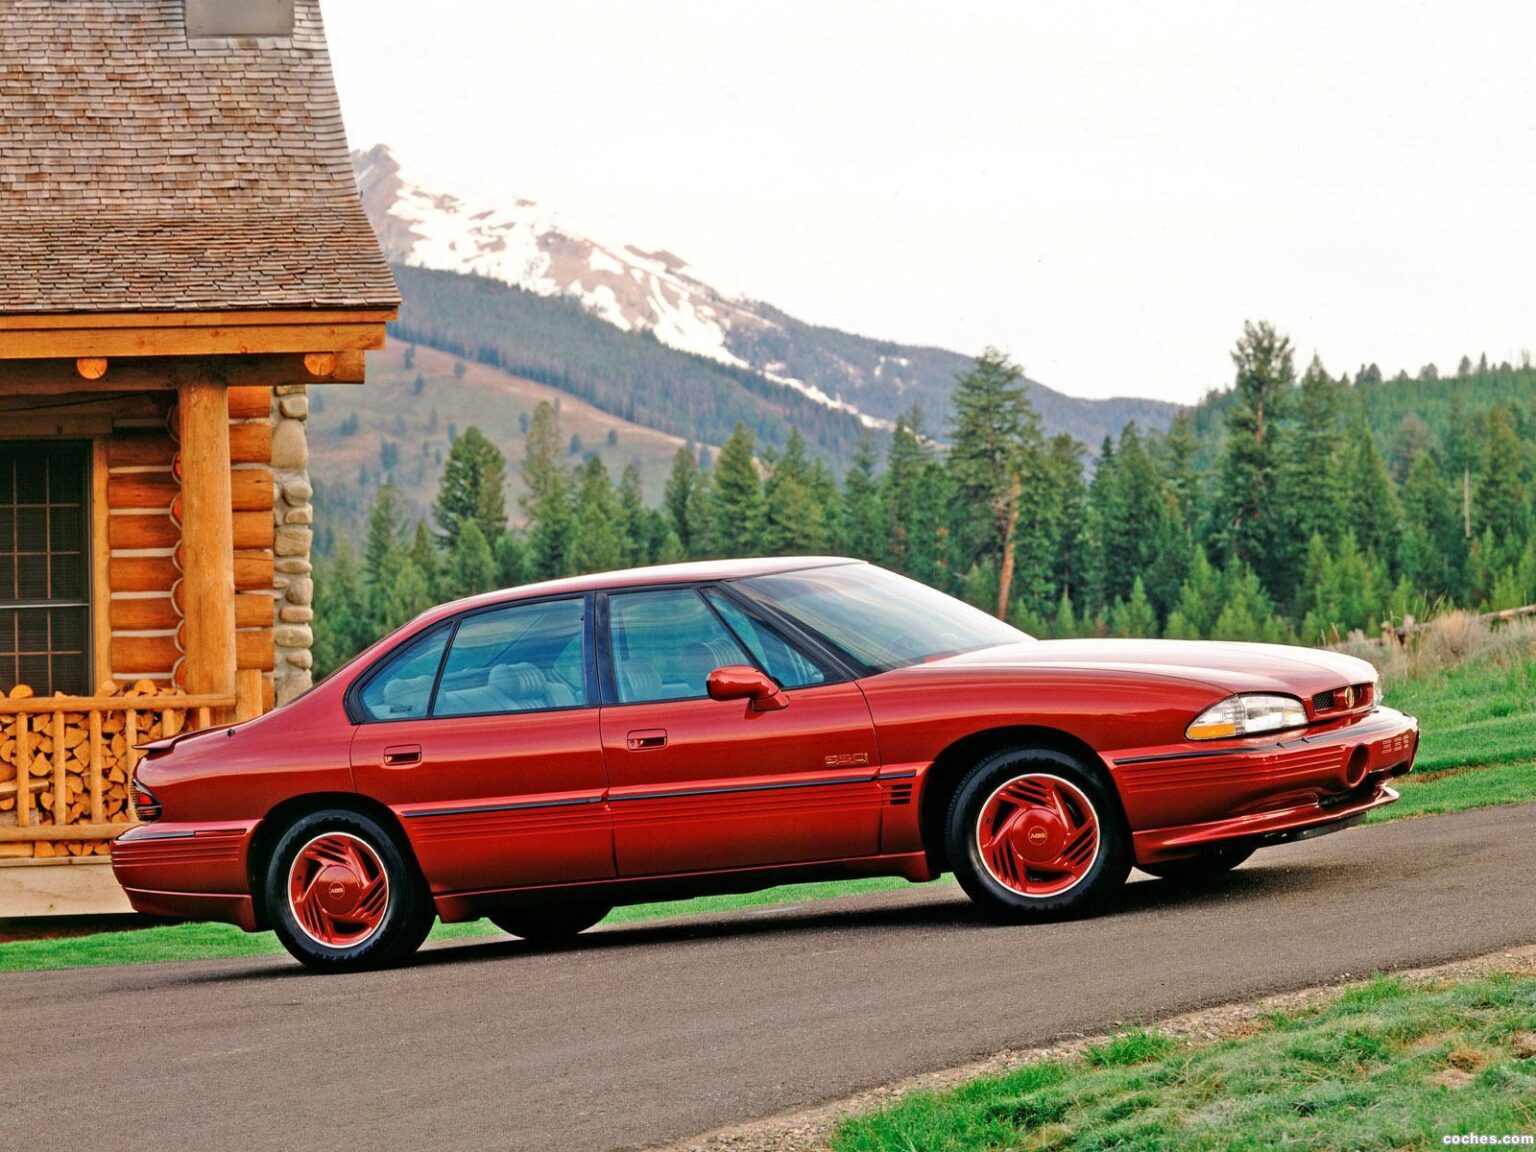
[598,585,882,876]
[351,594,613,894]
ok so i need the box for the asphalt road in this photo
[5,802,1534,1152]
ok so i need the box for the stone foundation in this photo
[271,383,314,704]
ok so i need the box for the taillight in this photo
[130,780,163,822]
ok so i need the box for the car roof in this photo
[413,555,862,625]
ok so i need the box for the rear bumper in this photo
[1114,706,1418,866]
[109,821,260,930]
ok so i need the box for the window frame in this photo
[345,591,598,724]
[594,581,858,707]
[0,439,94,697]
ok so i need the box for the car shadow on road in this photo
[186,859,1352,984]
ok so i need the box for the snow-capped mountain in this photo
[353,144,1181,444]
[354,144,877,424]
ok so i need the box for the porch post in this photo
[177,377,237,711]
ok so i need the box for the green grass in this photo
[830,972,1536,1151]
[1359,638,1536,825]
[0,875,925,973]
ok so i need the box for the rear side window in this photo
[433,598,587,717]
[357,625,449,721]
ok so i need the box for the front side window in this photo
[434,598,587,717]
[0,443,89,696]
[702,590,828,690]
[607,588,750,704]
[357,625,450,721]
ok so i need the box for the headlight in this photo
[1186,694,1308,741]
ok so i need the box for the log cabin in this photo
[0,0,398,915]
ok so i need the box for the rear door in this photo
[350,594,613,894]
[597,584,883,876]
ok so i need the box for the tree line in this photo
[313,320,1536,675]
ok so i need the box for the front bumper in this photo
[109,821,260,930]
[1110,706,1418,866]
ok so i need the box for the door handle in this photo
[626,729,667,751]
[383,744,422,767]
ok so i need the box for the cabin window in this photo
[0,443,90,696]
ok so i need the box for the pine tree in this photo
[1052,588,1078,638]
[616,462,648,566]
[763,428,825,554]
[522,402,574,579]
[450,519,498,597]
[946,348,1042,616]
[1213,321,1297,602]
[312,536,372,676]
[710,423,765,556]
[407,519,442,600]
[494,532,526,588]
[433,426,507,549]
[362,486,405,632]
[664,445,701,553]
[1288,354,1345,548]
[841,429,884,563]
[1399,449,1464,600]
[1474,406,1528,570]
[567,456,626,574]
[1110,577,1157,638]
[905,461,955,591]
[883,408,928,572]
[1339,422,1402,573]
[384,559,433,630]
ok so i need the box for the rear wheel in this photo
[1139,846,1254,882]
[946,746,1130,922]
[490,900,611,942]
[266,809,433,972]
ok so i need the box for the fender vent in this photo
[888,784,913,807]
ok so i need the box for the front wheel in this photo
[946,747,1130,922]
[266,809,433,972]
[490,900,611,943]
[1139,846,1254,882]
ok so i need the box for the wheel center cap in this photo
[315,865,360,916]
[1015,812,1065,862]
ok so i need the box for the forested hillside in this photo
[313,321,1536,675]
[389,265,872,461]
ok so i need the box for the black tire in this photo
[1139,846,1254,882]
[489,899,611,942]
[265,808,434,972]
[946,745,1130,922]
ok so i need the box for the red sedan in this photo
[112,558,1419,971]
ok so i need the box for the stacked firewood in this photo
[0,680,190,859]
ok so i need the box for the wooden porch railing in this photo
[0,684,235,858]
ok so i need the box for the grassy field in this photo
[1359,615,1536,823]
[2,615,1530,974]
[830,972,1536,1150]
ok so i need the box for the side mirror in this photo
[706,665,788,712]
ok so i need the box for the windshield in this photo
[735,564,1030,673]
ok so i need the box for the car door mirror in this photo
[706,665,789,712]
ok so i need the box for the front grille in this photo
[1313,683,1373,714]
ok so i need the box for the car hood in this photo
[915,638,1377,699]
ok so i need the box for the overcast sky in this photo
[324,1,1536,404]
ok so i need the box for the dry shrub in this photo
[1336,610,1536,684]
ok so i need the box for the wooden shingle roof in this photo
[0,0,400,316]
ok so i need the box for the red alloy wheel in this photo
[287,832,391,948]
[975,772,1100,898]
